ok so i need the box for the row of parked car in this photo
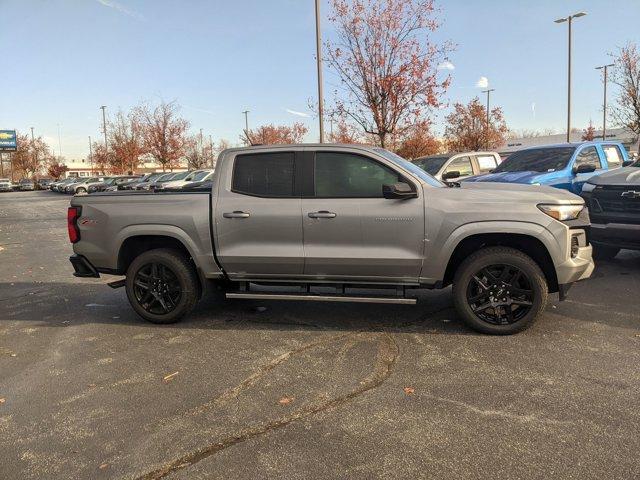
[413,141,639,259]
[0,178,54,191]
[48,169,215,195]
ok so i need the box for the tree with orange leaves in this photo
[135,100,190,171]
[444,98,508,151]
[325,0,452,148]
[108,110,146,174]
[394,122,441,159]
[611,43,640,136]
[582,121,596,141]
[328,118,365,144]
[242,123,308,145]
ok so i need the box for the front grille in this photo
[592,185,640,215]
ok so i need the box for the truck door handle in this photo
[223,211,250,219]
[308,211,337,219]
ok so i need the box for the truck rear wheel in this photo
[125,248,200,324]
[452,247,548,335]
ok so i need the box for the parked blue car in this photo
[463,142,630,194]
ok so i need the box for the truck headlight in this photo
[581,183,596,193]
[537,204,584,221]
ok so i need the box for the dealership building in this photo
[498,127,638,156]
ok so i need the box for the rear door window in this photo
[444,156,473,176]
[475,154,498,173]
[602,145,623,167]
[575,146,602,169]
[232,152,295,197]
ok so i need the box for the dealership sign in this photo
[0,130,17,152]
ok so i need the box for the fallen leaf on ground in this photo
[403,387,415,395]
[163,371,179,382]
[0,398,5,404]
[10,353,17,357]
[99,463,108,469]
[279,396,294,405]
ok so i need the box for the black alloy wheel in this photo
[125,248,200,324]
[466,264,533,325]
[133,262,182,315]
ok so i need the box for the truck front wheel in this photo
[452,247,548,335]
[125,248,200,324]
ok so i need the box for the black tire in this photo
[125,248,200,324]
[76,187,87,194]
[592,244,620,261]
[452,247,548,335]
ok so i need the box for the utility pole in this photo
[555,12,587,143]
[481,88,495,149]
[595,63,615,140]
[315,0,325,143]
[88,136,93,174]
[242,110,250,145]
[30,127,38,173]
[100,105,108,149]
[57,123,63,158]
[199,128,204,163]
[209,135,214,168]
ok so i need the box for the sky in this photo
[1,0,639,160]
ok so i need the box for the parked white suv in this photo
[0,178,12,192]
[412,151,502,182]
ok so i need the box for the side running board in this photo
[226,292,416,305]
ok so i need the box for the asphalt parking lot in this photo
[1,190,639,479]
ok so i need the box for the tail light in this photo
[67,206,81,243]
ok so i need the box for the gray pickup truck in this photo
[69,144,593,334]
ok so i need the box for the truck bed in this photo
[70,191,222,278]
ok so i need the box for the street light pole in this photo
[242,110,250,145]
[57,123,63,158]
[100,105,108,149]
[595,63,615,141]
[88,136,93,174]
[555,12,587,143]
[482,88,495,149]
[315,0,325,143]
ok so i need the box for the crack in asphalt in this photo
[136,332,399,480]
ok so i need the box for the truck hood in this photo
[463,171,547,184]
[455,181,583,205]
[587,167,640,187]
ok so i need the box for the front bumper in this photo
[590,222,640,251]
[555,243,594,286]
[69,254,100,278]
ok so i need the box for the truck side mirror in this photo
[622,160,634,167]
[442,171,461,181]
[382,182,417,199]
[573,164,596,174]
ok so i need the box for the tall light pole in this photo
[555,12,587,143]
[209,135,214,168]
[57,123,63,158]
[595,63,615,141]
[88,136,93,174]
[100,105,108,149]
[315,0,325,143]
[482,88,495,149]
[242,110,250,145]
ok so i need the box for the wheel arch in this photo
[442,232,559,293]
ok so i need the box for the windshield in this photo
[412,156,449,176]
[493,147,576,173]
[169,171,191,181]
[192,170,211,181]
[374,148,444,187]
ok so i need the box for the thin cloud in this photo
[475,76,489,88]
[285,108,310,118]
[96,0,144,20]
[438,61,455,71]
[531,102,536,118]
[183,105,216,115]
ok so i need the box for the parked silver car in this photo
[19,179,35,191]
[0,178,12,192]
